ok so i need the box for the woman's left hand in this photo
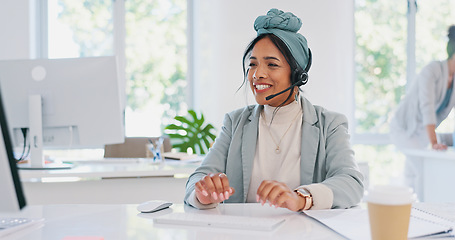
[256,180,305,212]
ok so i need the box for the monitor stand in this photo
[17,95,72,170]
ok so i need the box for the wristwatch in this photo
[294,188,313,211]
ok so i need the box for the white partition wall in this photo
[191,0,355,132]
[0,0,32,60]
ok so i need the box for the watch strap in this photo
[294,188,313,211]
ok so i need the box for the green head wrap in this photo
[447,25,455,59]
[254,8,310,70]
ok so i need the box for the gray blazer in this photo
[391,60,455,137]
[184,96,364,209]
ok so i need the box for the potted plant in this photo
[164,110,216,155]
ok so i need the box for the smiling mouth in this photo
[255,84,271,90]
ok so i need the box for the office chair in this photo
[104,136,172,158]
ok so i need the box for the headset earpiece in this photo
[291,48,312,87]
[292,68,308,86]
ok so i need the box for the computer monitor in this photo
[0,86,26,211]
[0,56,125,169]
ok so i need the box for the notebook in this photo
[412,202,455,223]
[304,204,454,240]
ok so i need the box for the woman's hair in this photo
[447,25,455,59]
[240,33,300,108]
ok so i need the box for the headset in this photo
[266,48,312,101]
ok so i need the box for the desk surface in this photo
[18,159,200,205]
[19,159,200,181]
[1,203,342,240]
[403,147,455,160]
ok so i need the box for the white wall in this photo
[192,0,355,132]
[0,0,32,60]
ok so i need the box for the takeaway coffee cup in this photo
[366,185,416,240]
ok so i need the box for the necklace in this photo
[261,108,302,154]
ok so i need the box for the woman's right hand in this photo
[427,125,448,151]
[432,143,448,151]
[195,173,235,205]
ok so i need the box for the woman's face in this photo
[247,37,293,107]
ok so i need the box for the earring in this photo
[294,89,299,101]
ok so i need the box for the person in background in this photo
[184,8,364,211]
[390,25,455,199]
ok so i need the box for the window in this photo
[124,0,187,136]
[354,0,407,135]
[46,0,188,137]
[47,0,114,58]
[354,0,455,185]
[355,0,455,137]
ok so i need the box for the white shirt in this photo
[247,99,303,202]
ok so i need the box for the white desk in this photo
[1,203,343,240]
[19,159,200,204]
[403,148,455,202]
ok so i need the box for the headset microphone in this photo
[265,49,312,101]
[265,79,305,100]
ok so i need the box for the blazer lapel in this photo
[241,105,261,201]
[300,97,319,184]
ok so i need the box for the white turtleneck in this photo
[246,98,333,210]
[246,99,302,203]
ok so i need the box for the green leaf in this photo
[174,116,192,126]
[165,124,186,131]
[196,141,205,154]
[164,109,217,155]
[202,137,210,151]
[197,113,205,127]
[188,110,199,126]
[201,124,214,132]
[165,133,186,139]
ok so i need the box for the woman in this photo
[390,25,455,198]
[184,9,364,211]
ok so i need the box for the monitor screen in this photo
[0,85,26,212]
[0,56,125,168]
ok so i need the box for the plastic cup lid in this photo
[365,185,416,205]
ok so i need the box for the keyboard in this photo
[0,218,44,237]
[154,212,285,231]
